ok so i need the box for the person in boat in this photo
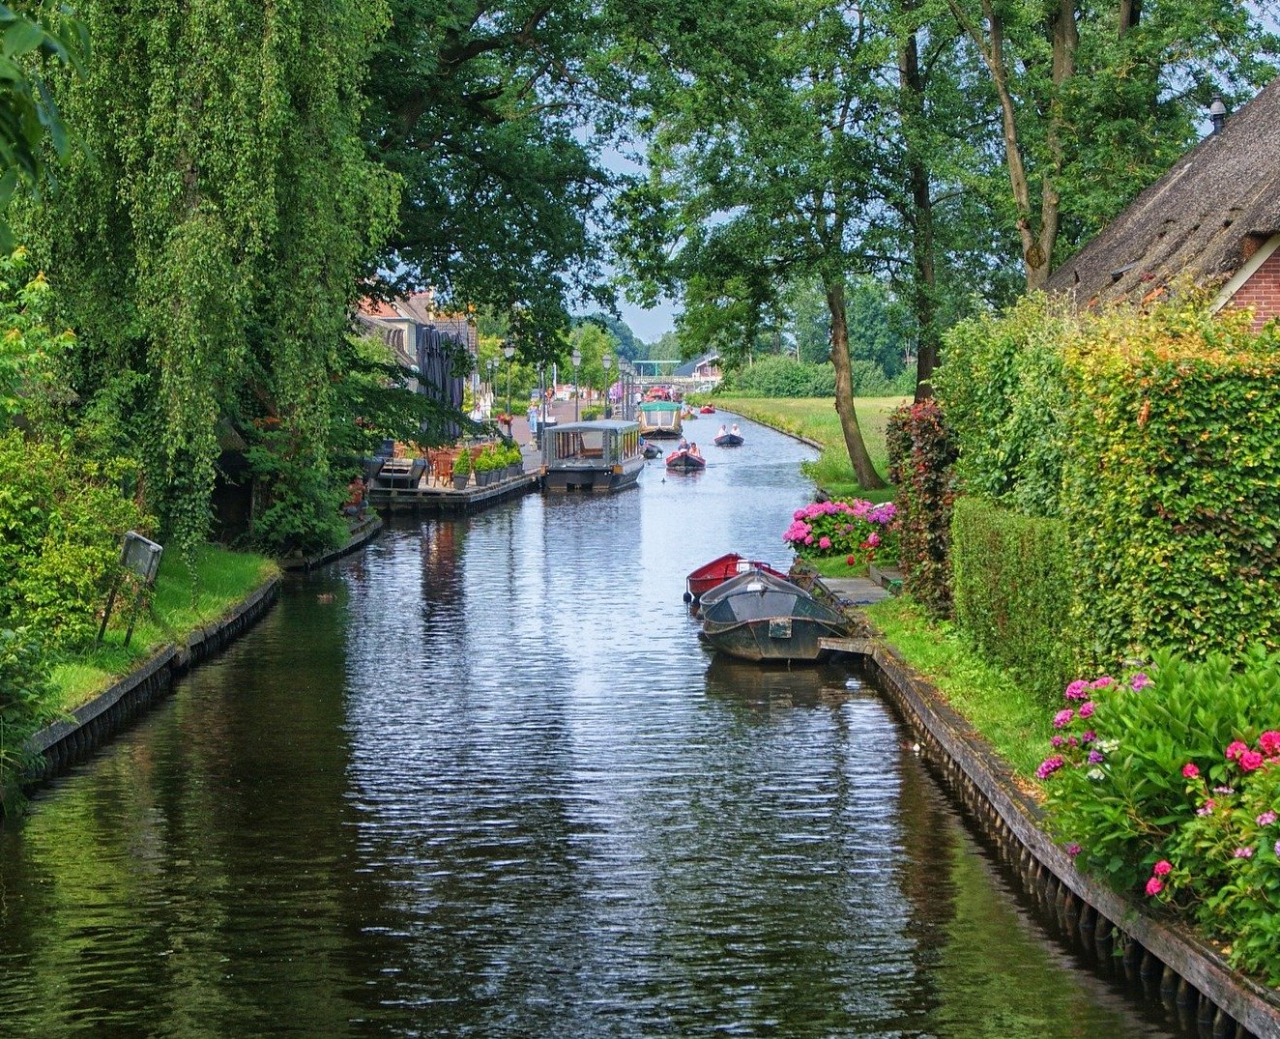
[730,423,741,436]
[343,474,367,519]
[689,442,703,459]
[677,436,689,452]
[717,424,728,438]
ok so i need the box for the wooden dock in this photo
[367,471,540,515]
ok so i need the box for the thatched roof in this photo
[1044,77,1280,309]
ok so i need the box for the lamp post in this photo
[572,348,581,421]
[602,352,612,419]
[485,359,497,417]
[503,341,515,437]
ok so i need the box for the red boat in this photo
[684,552,789,603]
[700,404,716,414]
[666,448,706,473]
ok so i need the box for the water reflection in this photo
[0,414,1187,1037]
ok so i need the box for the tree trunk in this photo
[898,18,940,401]
[827,280,887,489]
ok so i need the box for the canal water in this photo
[0,416,1187,1037]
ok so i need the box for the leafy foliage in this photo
[933,296,1075,519]
[950,496,1075,702]
[886,400,957,618]
[25,0,398,554]
[783,498,898,573]
[720,355,912,399]
[1061,302,1280,665]
[0,245,74,422]
[1040,650,1280,983]
[0,626,53,811]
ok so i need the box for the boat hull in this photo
[713,434,744,447]
[542,460,642,493]
[666,451,706,472]
[685,554,788,601]
[700,615,845,662]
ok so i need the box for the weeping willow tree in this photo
[23,1,399,552]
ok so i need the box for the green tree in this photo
[614,0,890,487]
[25,1,398,553]
[364,0,618,366]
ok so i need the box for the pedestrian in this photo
[343,474,367,519]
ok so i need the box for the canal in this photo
[0,416,1188,1037]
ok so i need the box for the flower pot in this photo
[452,472,470,490]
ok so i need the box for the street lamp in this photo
[503,341,515,437]
[602,352,612,419]
[571,348,582,421]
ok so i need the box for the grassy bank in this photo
[51,544,279,713]
[864,597,1047,780]
[711,395,907,500]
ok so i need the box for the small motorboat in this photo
[684,553,790,603]
[700,404,716,414]
[699,570,848,663]
[666,448,706,473]
[641,438,660,459]
[713,432,744,447]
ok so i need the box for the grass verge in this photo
[863,596,1048,782]
[49,544,279,713]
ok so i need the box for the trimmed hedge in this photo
[1062,303,1280,664]
[887,400,957,618]
[951,496,1075,701]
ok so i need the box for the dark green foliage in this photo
[1061,303,1280,666]
[933,296,1073,519]
[950,496,1075,700]
[886,400,957,618]
[0,626,52,812]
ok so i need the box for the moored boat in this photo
[665,448,706,473]
[684,553,789,603]
[540,419,644,493]
[699,570,848,662]
[638,401,683,439]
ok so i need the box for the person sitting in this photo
[730,423,740,436]
[689,442,702,459]
[343,475,366,519]
[717,424,728,438]
[677,437,689,452]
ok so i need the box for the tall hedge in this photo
[951,496,1075,699]
[886,400,957,618]
[1063,303,1280,663]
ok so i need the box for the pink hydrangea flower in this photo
[1087,750,1104,764]
[1239,750,1264,772]
[1259,730,1280,757]
[1197,800,1216,816]
[1036,755,1065,780]
[1255,811,1277,827]
[1130,672,1152,691]
[1053,709,1074,729]
[818,536,832,550]
[1182,763,1200,779]
[1153,860,1172,876]
[1091,676,1115,689]
[1050,735,1064,748]
[1226,740,1249,762]
[1064,680,1089,700]
[866,532,880,548]
[1145,876,1164,896]
[1078,701,1096,719]
[1066,843,1082,857]
[1234,847,1254,859]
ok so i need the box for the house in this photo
[356,291,477,421]
[672,351,721,384]
[1045,78,1280,327]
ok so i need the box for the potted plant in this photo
[474,446,499,485]
[505,443,523,479]
[451,447,471,489]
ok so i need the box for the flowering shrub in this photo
[782,498,897,571]
[1039,646,1280,984]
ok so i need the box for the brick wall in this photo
[1228,248,1280,328]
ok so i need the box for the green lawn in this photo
[712,395,907,501]
[50,544,279,712]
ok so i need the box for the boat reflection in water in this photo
[703,655,860,710]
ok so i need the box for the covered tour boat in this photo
[684,553,790,603]
[698,570,848,663]
[540,420,644,493]
[665,448,706,473]
[638,401,683,439]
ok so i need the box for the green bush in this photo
[0,431,149,649]
[933,296,1074,519]
[0,626,54,812]
[719,354,911,398]
[1062,302,1280,664]
[886,400,957,618]
[950,496,1075,701]
[1039,648,1280,984]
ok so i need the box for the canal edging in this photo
[25,574,282,786]
[863,637,1280,1039]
